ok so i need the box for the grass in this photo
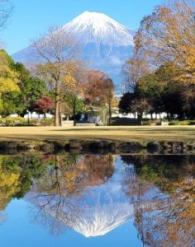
[0,126,195,142]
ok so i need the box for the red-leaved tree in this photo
[34,96,54,116]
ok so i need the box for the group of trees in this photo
[32,27,115,125]
[120,62,195,120]
[0,19,114,125]
[120,0,195,120]
[0,50,50,117]
[0,46,115,125]
[0,1,115,126]
[0,1,53,119]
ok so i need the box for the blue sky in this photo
[1,0,163,54]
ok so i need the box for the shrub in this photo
[0,117,54,126]
[39,118,53,126]
[0,117,28,126]
[169,120,195,126]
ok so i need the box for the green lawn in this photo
[0,126,195,142]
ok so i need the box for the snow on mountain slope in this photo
[26,180,134,238]
[62,11,134,46]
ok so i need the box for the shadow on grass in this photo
[49,127,195,133]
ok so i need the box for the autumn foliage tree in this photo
[0,55,48,117]
[60,61,86,125]
[34,96,54,116]
[133,0,195,84]
[84,70,114,124]
[0,50,19,94]
[121,0,195,121]
[33,27,79,126]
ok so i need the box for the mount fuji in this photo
[13,11,134,92]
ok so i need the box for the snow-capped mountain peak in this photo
[62,11,134,46]
[13,11,134,93]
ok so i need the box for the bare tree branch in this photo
[0,0,12,30]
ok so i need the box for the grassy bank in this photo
[0,126,195,142]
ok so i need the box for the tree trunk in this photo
[54,82,61,126]
[27,112,30,126]
[108,100,112,126]
[55,103,62,126]
[138,112,143,125]
[73,97,76,126]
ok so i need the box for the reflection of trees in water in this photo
[28,154,115,235]
[122,155,195,247]
[29,192,81,235]
[34,154,114,195]
[0,155,46,211]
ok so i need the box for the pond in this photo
[0,153,194,247]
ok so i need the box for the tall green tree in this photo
[0,59,48,117]
[62,92,84,122]
[14,63,48,116]
[0,50,19,94]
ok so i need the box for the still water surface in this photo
[0,154,194,247]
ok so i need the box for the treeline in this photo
[120,62,195,120]
[0,49,114,125]
[120,0,195,120]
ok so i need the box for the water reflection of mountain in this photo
[27,190,134,237]
[26,155,170,238]
[26,155,136,237]
[0,154,194,246]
